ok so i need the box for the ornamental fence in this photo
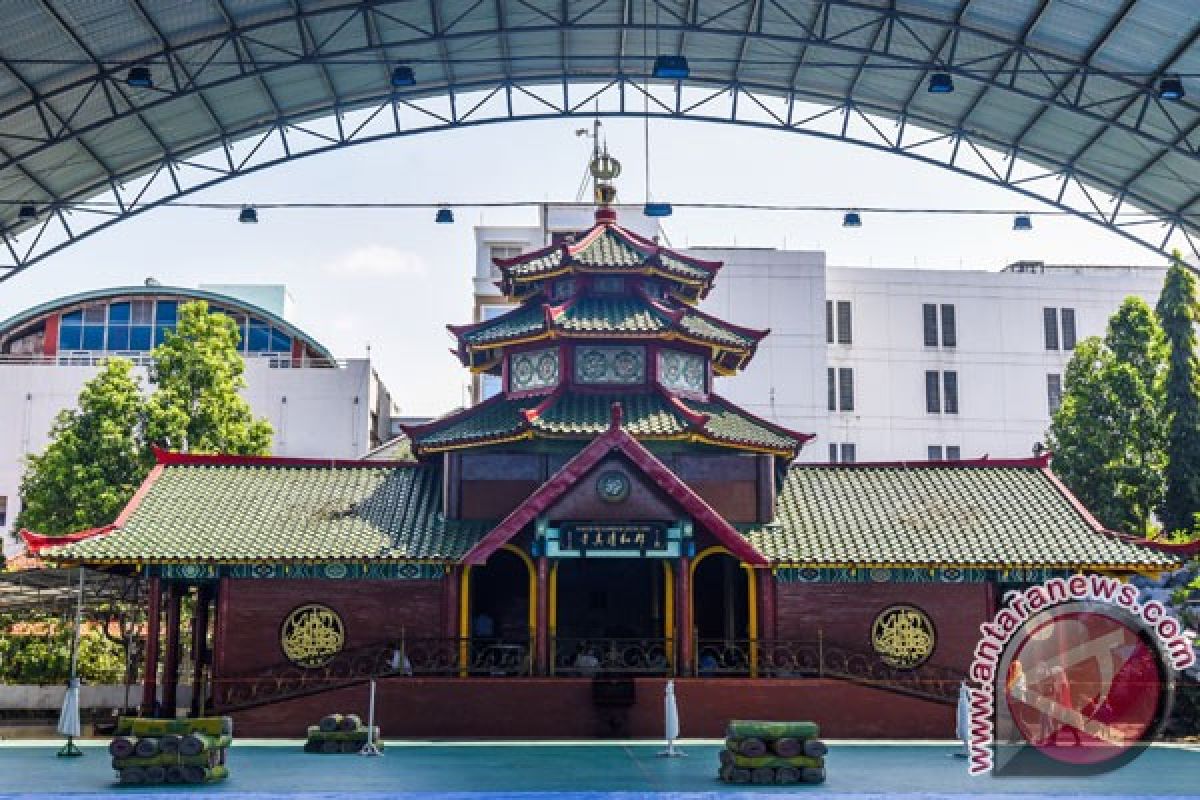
[214,634,963,711]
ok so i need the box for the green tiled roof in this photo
[363,435,414,461]
[501,226,714,286]
[47,465,488,564]
[743,465,1178,570]
[459,294,757,352]
[408,390,804,456]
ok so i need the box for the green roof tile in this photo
[743,465,1178,570]
[48,465,488,564]
[502,226,713,285]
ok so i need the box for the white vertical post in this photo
[359,678,382,756]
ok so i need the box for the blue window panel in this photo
[108,302,130,323]
[82,325,105,350]
[247,324,270,352]
[154,325,173,346]
[130,326,152,350]
[270,329,292,353]
[155,301,177,324]
[58,326,82,350]
[107,327,130,350]
[61,310,83,325]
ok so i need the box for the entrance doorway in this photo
[553,559,667,673]
[468,546,532,674]
[693,551,749,674]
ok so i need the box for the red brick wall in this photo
[231,676,953,738]
[775,582,992,672]
[217,580,444,676]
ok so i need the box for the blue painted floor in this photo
[5,742,1198,797]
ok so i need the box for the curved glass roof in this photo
[0,0,1197,278]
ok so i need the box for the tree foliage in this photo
[1047,297,1167,536]
[17,301,273,538]
[14,359,146,535]
[145,301,272,455]
[0,613,126,685]
[1156,253,1200,534]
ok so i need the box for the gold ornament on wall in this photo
[871,604,935,669]
[280,604,345,668]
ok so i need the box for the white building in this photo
[471,205,1166,464]
[0,284,398,549]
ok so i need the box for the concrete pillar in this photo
[535,556,549,675]
[141,576,162,716]
[162,584,182,717]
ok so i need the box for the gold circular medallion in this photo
[280,604,345,668]
[871,604,935,670]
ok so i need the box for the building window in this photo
[1043,307,1059,350]
[1047,373,1063,414]
[1061,308,1077,350]
[926,370,958,414]
[947,446,961,460]
[829,443,856,463]
[927,445,960,461]
[828,367,854,411]
[923,303,956,347]
[1043,307,1076,351]
[927,445,942,460]
[826,300,852,344]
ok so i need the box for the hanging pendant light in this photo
[1158,76,1185,101]
[643,202,673,218]
[652,55,689,79]
[842,211,862,228]
[390,65,416,87]
[18,203,37,221]
[126,65,153,88]
[927,73,954,94]
[435,207,454,224]
[238,206,258,224]
[1012,214,1033,231]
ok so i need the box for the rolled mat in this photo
[144,765,167,784]
[803,739,829,758]
[775,766,801,784]
[108,737,135,759]
[118,716,234,737]
[318,714,343,733]
[118,767,146,785]
[734,737,767,757]
[305,726,381,742]
[717,765,753,784]
[179,733,233,756]
[726,720,820,740]
[339,714,363,732]
[750,767,775,785]
[165,765,187,784]
[339,741,361,754]
[112,752,218,770]
[320,740,340,754]
[771,737,802,757]
[718,749,822,769]
[158,734,182,755]
[133,738,159,758]
[183,765,229,785]
[801,767,827,784]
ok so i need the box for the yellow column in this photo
[458,566,471,677]
[743,565,759,677]
[662,562,675,671]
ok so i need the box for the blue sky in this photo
[0,118,1163,415]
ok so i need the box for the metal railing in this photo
[551,637,674,676]
[0,352,345,369]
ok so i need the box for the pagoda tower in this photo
[406,149,809,465]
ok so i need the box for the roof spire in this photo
[584,118,621,223]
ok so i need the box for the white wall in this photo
[0,359,379,551]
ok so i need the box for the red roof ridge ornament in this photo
[609,401,623,430]
[595,207,618,224]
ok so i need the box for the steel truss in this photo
[1,0,1198,278]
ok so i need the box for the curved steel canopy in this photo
[1,0,1198,280]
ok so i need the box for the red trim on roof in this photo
[462,403,767,566]
[151,446,403,469]
[116,464,164,526]
[704,394,816,449]
[682,305,769,343]
[492,242,561,270]
[401,394,512,449]
[1037,460,1108,532]
[664,392,710,428]
[616,225,723,272]
[633,283,685,325]
[20,526,114,556]
[522,385,565,423]
[802,454,1053,469]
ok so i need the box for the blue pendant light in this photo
[1158,77,1185,101]
[643,202,673,218]
[18,203,37,221]
[927,73,954,94]
[391,65,416,87]
[435,207,454,224]
[652,55,689,80]
[238,206,258,224]
[126,65,153,88]
[842,211,862,228]
[1013,214,1032,231]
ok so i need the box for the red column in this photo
[190,586,212,716]
[141,577,161,716]
[758,569,776,642]
[676,556,693,676]
[162,585,183,717]
[535,556,549,675]
[443,566,460,641]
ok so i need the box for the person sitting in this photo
[473,611,495,638]
[574,645,600,676]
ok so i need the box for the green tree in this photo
[14,359,146,535]
[1047,297,1167,536]
[145,301,273,454]
[1156,253,1200,534]
[0,613,126,685]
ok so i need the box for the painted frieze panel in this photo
[573,345,646,384]
[657,349,707,394]
[509,347,560,392]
